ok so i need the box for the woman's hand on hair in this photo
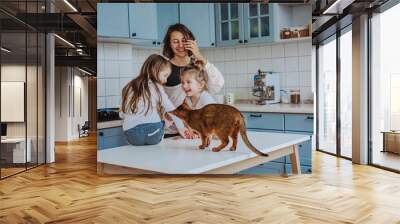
[184,40,206,63]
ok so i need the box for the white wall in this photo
[54,67,89,141]
[97,40,312,109]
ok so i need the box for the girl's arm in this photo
[204,61,224,94]
[158,84,185,130]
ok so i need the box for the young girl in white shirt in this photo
[119,54,184,145]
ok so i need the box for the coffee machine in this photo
[252,70,281,105]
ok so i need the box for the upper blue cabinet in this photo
[157,3,179,44]
[97,3,130,38]
[243,3,273,43]
[179,3,216,48]
[216,3,273,46]
[128,4,158,40]
[215,3,244,46]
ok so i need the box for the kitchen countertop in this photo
[97,103,314,129]
[97,131,310,174]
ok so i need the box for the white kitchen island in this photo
[97,131,310,175]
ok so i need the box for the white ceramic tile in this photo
[106,96,121,108]
[214,62,225,74]
[284,43,298,57]
[260,59,272,71]
[224,48,236,61]
[137,49,150,63]
[97,78,106,97]
[247,60,259,73]
[247,46,259,60]
[256,60,266,72]
[104,43,119,60]
[286,72,299,87]
[225,74,237,88]
[236,74,248,88]
[104,61,119,78]
[132,49,140,63]
[271,44,284,58]
[299,71,312,87]
[203,49,215,62]
[119,78,131,92]
[236,61,247,74]
[299,56,311,71]
[298,41,312,56]
[280,73,287,88]
[259,45,272,59]
[285,57,299,72]
[214,49,225,62]
[97,60,105,78]
[271,58,285,72]
[300,87,313,101]
[132,63,141,76]
[235,88,249,100]
[97,97,106,109]
[97,43,104,60]
[225,61,236,74]
[119,61,134,77]
[235,47,247,61]
[118,44,132,60]
[105,78,120,96]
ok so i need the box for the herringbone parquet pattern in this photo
[1,135,400,224]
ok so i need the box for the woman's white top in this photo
[186,91,216,110]
[119,82,183,131]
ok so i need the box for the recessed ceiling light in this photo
[1,47,11,53]
[54,34,75,48]
[63,0,78,12]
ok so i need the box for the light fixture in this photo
[63,0,78,12]
[54,34,75,48]
[322,0,355,15]
[1,47,11,53]
[78,67,92,76]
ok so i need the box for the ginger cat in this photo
[171,101,269,156]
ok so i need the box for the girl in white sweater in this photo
[119,54,184,145]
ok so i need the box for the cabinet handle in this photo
[157,42,161,45]
[244,39,248,43]
[99,132,104,136]
[250,114,262,118]
[132,33,136,37]
[238,40,243,43]
[211,42,215,46]
[306,116,314,120]
[152,41,156,45]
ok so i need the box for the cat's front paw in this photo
[229,147,236,151]
[198,145,206,150]
[212,147,222,152]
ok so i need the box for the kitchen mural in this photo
[97,3,314,175]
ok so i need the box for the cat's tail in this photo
[239,118,269,157]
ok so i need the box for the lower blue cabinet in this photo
[240,112,314,175]
[98,126,129,150]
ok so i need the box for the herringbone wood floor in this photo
[1,134,400,224]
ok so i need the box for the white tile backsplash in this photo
[105,78,120,96]
[284,43,298,57]
[271,44,284,58]
[299,56,311,71]
[285,57,299,72]
[98,40,312,108]
[104,61,119,78]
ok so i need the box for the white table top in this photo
[98,131,310,174]
[1,137,30,143]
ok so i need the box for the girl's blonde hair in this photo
[121,54,170,115]
[181,60,208,91]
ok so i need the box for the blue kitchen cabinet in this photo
[243,3,274,44]
[97,3,130,38]
[97,126,129,150]
[240,112,313,174]
[128,4,158,40]
[157,3,179,44]
[215,3,273,46]
[179,3,216,48]
[215,3,244,46]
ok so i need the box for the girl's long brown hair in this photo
[162,23,195,59]
[120,54,170,115]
